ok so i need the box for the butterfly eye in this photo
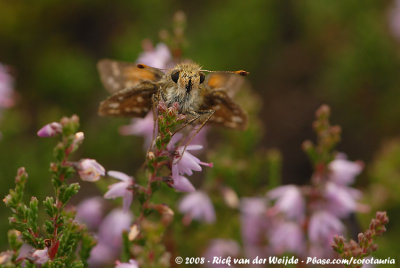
[171,71,180,83]
[199,72,205,84]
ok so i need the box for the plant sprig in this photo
[2,115,96,267]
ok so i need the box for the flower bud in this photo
[37,122,62,137]
[32,248,49,265]
[72,132,85,150]
[128,224,140,241]
[77,159,105,182]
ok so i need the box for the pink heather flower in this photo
[240,198,268,260]
[32,248,49,265]
[179,191,216,223]
[170,173,195,192]
[0,64,14,109]
[169,128,209,153]
[115,259,139,268]
[240,198,267,246]
[89,209,133,266]
[267,185,305,220]
[37,122,62,137]
[168,141,212,192]
[308,210,344,246]
[17,244,33,260]
[328,156,363,185]
[119,112,155,149]
[119,113,208,152]
[75,197,104,229]
[172,145,213,176]
[77,159,105,182]
[268,221,305,256]
[104,171,134,212]
[136,43,172,69]
[324,182,362,218]
[204,239,240,268]
[88,242,115,266]
[188,127,208,150]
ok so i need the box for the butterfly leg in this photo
[172,111,201,137]
[145,94,159,156]
[175,109,214,163]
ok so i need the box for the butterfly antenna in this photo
[200,69,249,76]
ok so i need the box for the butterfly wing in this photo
[202,90,247,130]
[98,81,157,117]
[206,73,245,98]
[97,59,163,93]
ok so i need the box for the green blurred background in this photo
[1,0,400,260]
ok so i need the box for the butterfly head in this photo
[168,63,205,95]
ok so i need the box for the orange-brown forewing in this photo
[98,81,157,117]
[97,59,163,93]
[206,73,245,98]
[202,90,247,130]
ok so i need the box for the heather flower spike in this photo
[332,211,389,267]
[4,115,96,266]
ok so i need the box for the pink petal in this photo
[172,175,195,192]
[104,182,129,199]
[108,170,133,182]
[123,191,133,212]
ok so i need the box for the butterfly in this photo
[97,59,248,130]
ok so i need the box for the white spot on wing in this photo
[108,103,120,108]
[224,122,237,128]
[108,109,120,115]
[214,117,224,123]
[231,116,243,123]
[107,77,120,90]
[133,107,142,113]
[111,62,121,76]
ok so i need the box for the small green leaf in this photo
[60,183,80,204]
[28,197,39,233]
[43,197,57,217]
[8,229,22,251]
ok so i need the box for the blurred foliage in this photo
[1,0,400,262]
